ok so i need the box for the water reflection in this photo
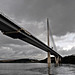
[48,67,51,75]
[0,63,75,75]
[48,63,51,75]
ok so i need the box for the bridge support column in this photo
[47,52,51,75]
[47,52,51,67]
[47,18,51,67]
[55,56,59,66]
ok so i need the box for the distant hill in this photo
[0,59,39,63]
[61,55,75,64]
[39,55,75,64]
[0,55,75,64]
[39,57,55,63]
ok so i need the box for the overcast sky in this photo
[0,0,75,60]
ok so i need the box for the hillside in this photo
[0,59,39,63]
[0,55,75,64]
[61,55,75,64]
[39,55,75,64]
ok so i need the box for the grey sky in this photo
[1,0,75,35]
[0,0,75,59]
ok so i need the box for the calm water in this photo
[0,63,75,75]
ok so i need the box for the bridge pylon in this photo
[55,56,62,66]
[47,18,51,67]
[55,56,59,66]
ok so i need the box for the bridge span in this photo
[0,13,62,58]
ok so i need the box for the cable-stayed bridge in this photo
[0,13,62,63]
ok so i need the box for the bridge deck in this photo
[0,13,62,58]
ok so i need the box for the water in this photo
[0,63,75,75]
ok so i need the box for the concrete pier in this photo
[55,56,60,66]
[47,18,51,67]
[47,52,51,66]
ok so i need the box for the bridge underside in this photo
[0,13,62,58]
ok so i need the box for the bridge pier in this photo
[47,52,51,67]
[47,52,51,75]
[47,18,51,68]
[55,56,62,66]
[55,56,59,66]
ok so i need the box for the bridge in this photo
[0,13,62,64]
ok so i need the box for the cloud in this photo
[58,46,75,57]
[18,19,47,36]
[53,32,75,56]
[0,46,15,58]
[0,44,46,60]
[54,32,75,50]
[11,44,46,60]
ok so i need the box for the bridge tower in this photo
[47,18,51,67]
[47,18,61,66]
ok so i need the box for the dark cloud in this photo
[0,0,75,35]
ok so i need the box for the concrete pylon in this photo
[47,18,51,67]
[55,56,59,66]
[47,52,51,64]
